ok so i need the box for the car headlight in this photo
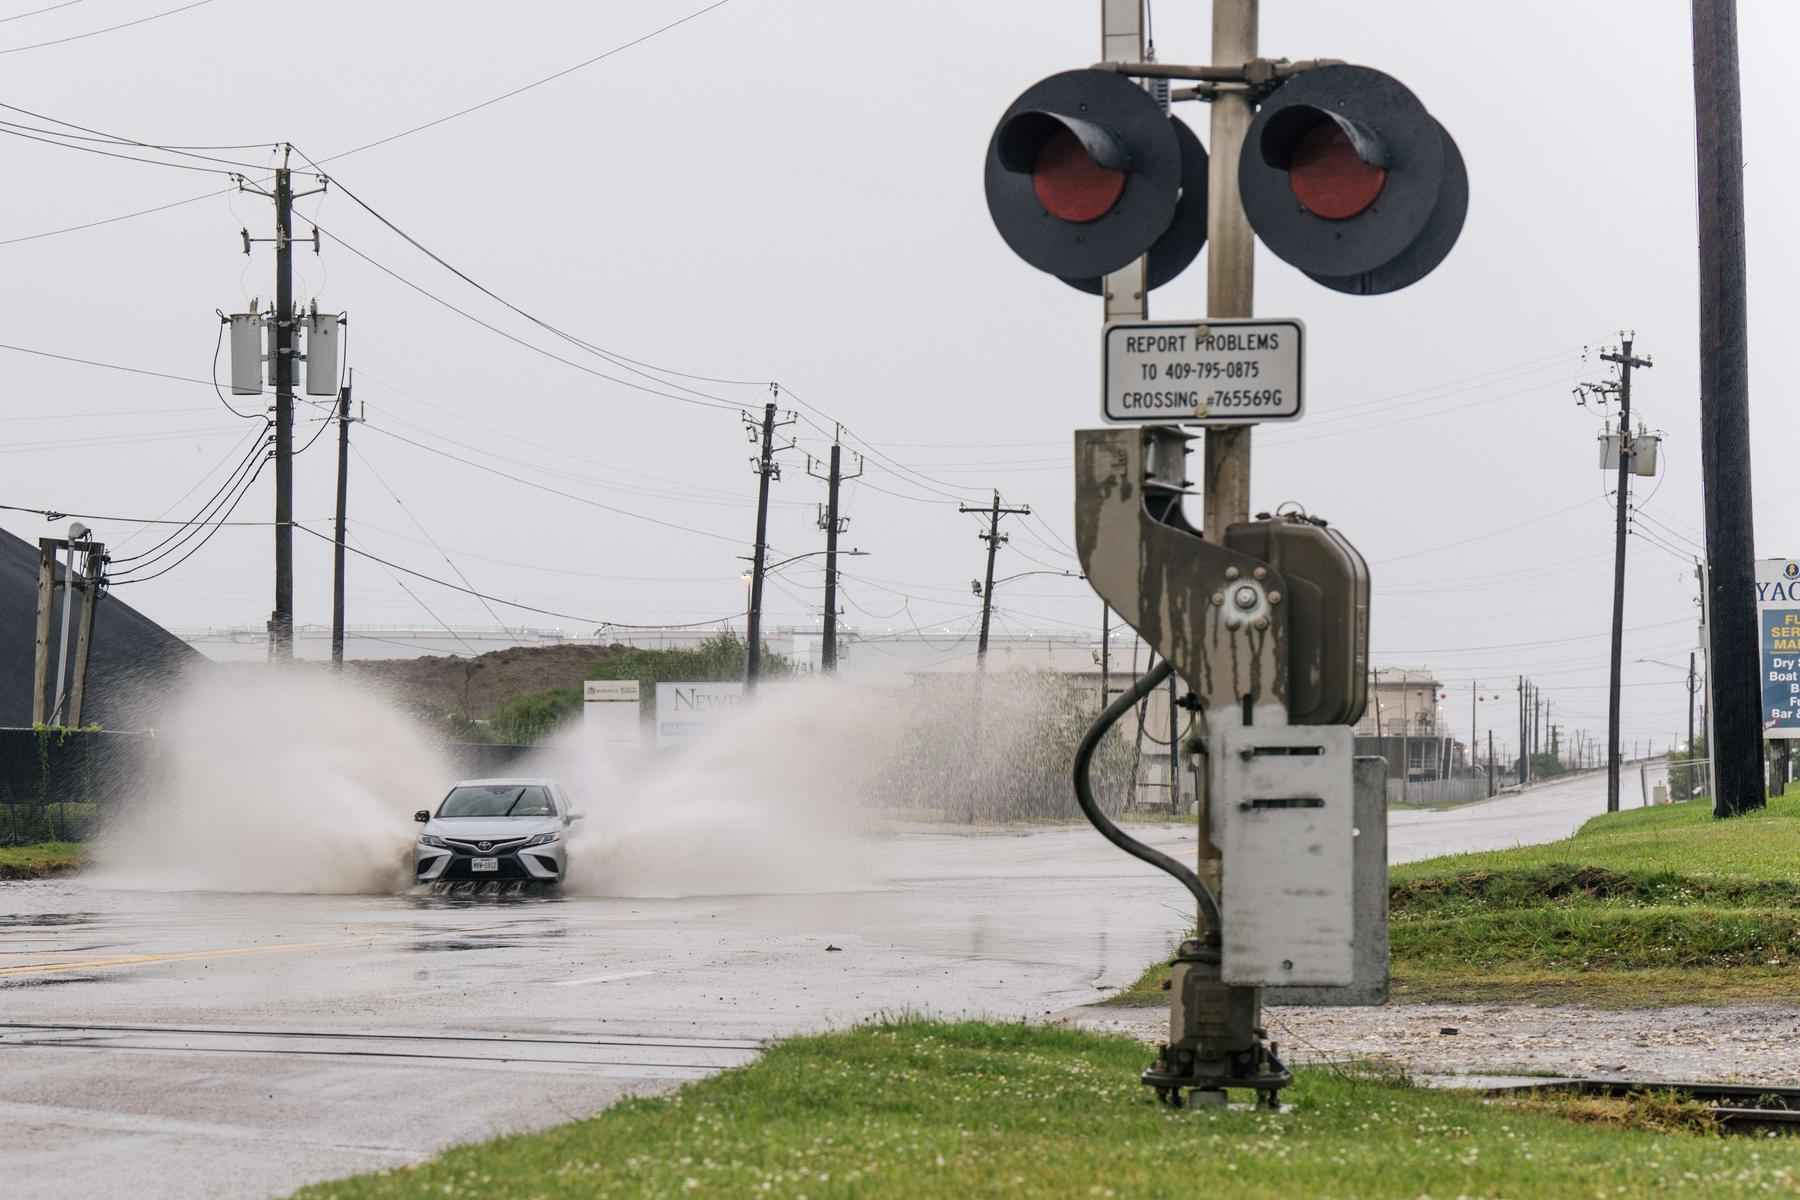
[418,834,448,848]
[523,831,560,848]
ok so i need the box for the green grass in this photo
[1391,794,1800,887]
[0,840,85,879]
[1115,795,1800,1007]
[291,1020,1800,1199]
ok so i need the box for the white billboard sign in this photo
[583,679,643,748]
[654,681,746,747]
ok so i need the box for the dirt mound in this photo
[348,642,633,721]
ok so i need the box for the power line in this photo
[357,397,809,511]
[292,522,744,631]
[0,0,217,56]
[0,338,213,387]
[1374,616,1695,657]
[0,183,233,247]
[356,420,745,546]
[343,528,480,656]
[0,1,90,26]
[0,1,742,248]
[349,442,507,628]
[312,219,741,414]
[108,419,270,553]
[0,122,241,174]
[322,0,743,163]
[0,101,272,164]
[1633,508,1706,553]
[0,424,244,455]
[0,500,285,526]
[1630,526,1700,566]
[109,453,270,586]
[1370,497,1596,566]
[294,154,757,409]
[109,421,270,565]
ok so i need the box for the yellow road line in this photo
[0,940,347,978]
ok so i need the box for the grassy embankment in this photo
[0,840,86,879]
[291,1020,1800,1200]
[1115,794,1800,1006]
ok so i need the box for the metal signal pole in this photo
[961,491,1031,668]
[807,427,862,673]
[1693,0,1762,817]
[330,371,354,669]
[743,396,796,690]
[1201,0,1258,543]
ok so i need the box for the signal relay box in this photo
[1224,512,1370,726]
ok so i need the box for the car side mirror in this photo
[568,812,585,823]
[413,809,430,823]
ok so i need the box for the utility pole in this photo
[1468,682,1477,777]
[234,149,325,662]
[31,540,54,726]
[50,536,78,723]
[1686,649,1699,797]
[1580,337,1654,811]
[1518,676,1528,784]
[330,371,354,670]
[1533,690,1543,760]
[66,542,104,728]
[1487,729,1495,797]
[743,395,796,690]
[960,491,1031,668]
[806,426,862,674]
[1693,0,1761,817]
[272,161,295,660]
[1100,604,1112,713]
[1400,676,1411,803]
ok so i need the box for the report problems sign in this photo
[1757,558,1800,738]
[1103,318,1304,425]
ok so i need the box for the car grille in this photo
[442,838,529,855]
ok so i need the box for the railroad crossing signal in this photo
[1238,64,1468,295]
[983,63,1466,296]
[982,69,1206,289]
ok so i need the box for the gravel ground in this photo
[1067,1003,1800,1086]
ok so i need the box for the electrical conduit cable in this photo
[1072,659,1220,942]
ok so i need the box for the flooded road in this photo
[0,775,1613,1199]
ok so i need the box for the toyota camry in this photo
[413,778,580,886]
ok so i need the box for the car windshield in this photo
[437,785,556,818]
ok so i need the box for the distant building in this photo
[1354,667,1463,781]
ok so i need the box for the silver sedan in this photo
[413,777,581,885]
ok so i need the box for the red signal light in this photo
[1287,120,1387,220]
[1032,126,1127,223]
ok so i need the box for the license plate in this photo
[471,857,498,872]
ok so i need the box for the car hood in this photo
[424,816,562,842]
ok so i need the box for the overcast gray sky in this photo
[0,0,1793,750]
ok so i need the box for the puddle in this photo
[0,912,99,928]
[407,939,515,953]
[0,974,110,989]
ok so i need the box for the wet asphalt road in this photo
[2,773,1610,1199]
